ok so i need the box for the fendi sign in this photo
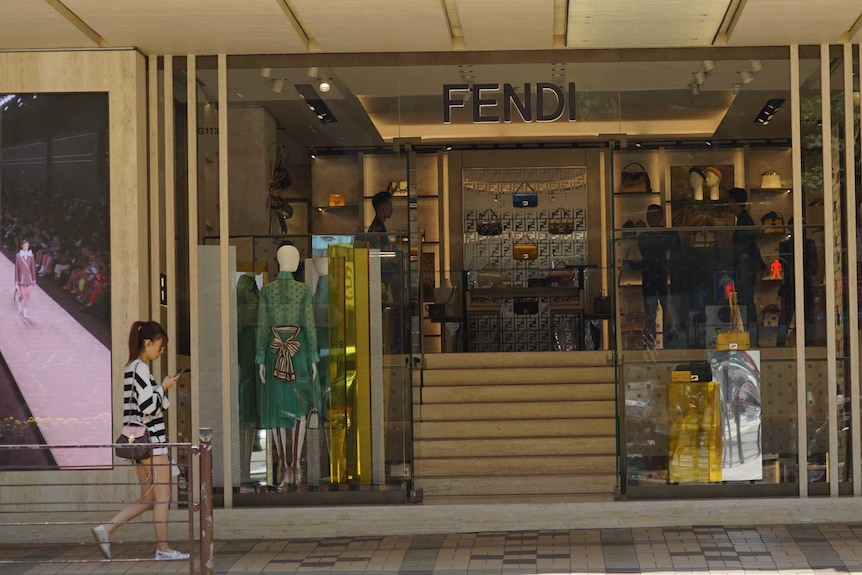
[443,83,577,124]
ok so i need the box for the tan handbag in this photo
[548,208,575,235]
[513,236,539,260]
[716,290,750,350]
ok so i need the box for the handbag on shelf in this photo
[545,269,575,288]
[618,244,643,286]
[619,163,653,193]
[716,289,751,351]
[476,209,503,236]
[114,421,152,461]
[388,180,408,196]
[759,170,783,189]
[513,298,539,315]
[475,265,508,287]
[328,193,345,207]
[761,211,785,233]
[548,207,575,235]
[512,236,539,260]
[593,291,612,316]
[513,182,538,208]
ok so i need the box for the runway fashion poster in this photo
[0,93,111,469]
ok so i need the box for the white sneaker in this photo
[22,308,28,319]
[91,525,111,559]
[155,549,190,561]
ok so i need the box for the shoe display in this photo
[91,525,111,559]
[155,549,190,561]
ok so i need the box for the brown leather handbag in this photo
[619,162,652,193]
[548,208,575,235]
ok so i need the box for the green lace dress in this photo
[256,271,319,428]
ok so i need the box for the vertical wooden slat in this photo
[217,53,233,508]
[148,56,162,377]
[164,55,178,438]
[187,55,201,455]
[844,43,861,496]
[790,44,808,498]
[819,44,839,496]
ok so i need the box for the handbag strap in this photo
[622,162,647,173]
[515,181,535,193]
[551,207,568,218]
[125,359,145,425]
[479,208,500,222]
[514,235,534,245]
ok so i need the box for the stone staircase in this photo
[414,351,618,504]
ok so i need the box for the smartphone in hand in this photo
[175,368,188,376]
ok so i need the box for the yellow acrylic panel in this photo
[668,379,722,483]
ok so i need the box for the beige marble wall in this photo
[227,106,275,237]
[0,49,148,506]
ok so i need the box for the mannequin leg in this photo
[292,416,307,485]
[273,428,292,486]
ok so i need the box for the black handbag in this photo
[513,298,539,315]
[619,163,652,193]
[593,292,612,316]
[114,421,152,461]
[476,209,503,236]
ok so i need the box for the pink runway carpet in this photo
[0,255,112,468]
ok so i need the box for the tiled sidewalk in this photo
[2,524,862,574]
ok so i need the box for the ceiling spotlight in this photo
[319,80,331,93]
[750,59,763,72]
[690,81,700,96]
[694,71,706,85]
[307,66,319,78]
[445,145,453,151]
[703,60,716,72]
[732,83,742,95]
[272,78,284,93]
[310,153,317,159]
[260,67,272,78]
[634,142,642,148]
[739,70,754,84]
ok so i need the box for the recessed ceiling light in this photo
[319,80,331,93]
[260,67,272,78]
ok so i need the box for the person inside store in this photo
[637,205,681,346]
[777,218,818,346]
[688,167,706,201]
[367,190,393,251]
[257,242,318,488]
[92,321,188,561]
[728,187,766,346]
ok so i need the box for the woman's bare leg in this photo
[149,455,176,552]
[104,460,155,538]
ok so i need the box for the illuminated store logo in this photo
[442,83,577,124]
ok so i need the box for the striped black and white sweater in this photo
[123,359,170,447]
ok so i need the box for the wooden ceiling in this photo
[1,0,860,54]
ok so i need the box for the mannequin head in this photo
[688,167,706,190]
[704,166,722,188]
[276,244,300,273]
[313,257,328,276]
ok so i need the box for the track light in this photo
[307,66,319,78]
[750,59,763,73]
[691,81,700,96]
[739,70,754,84]
[272,78,284,93]
[702,60,716,72]
[260,67,272,78]
[694,71,706,85]
[732,83,742,95]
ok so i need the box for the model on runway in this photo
[14,240,36,319]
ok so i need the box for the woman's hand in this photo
[161,372,182,391]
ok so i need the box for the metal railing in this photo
[0,428,214,575]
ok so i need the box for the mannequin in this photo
[236,271,260,484]
[704,166,722,201]
[688,167,706,201]
[257,245,319,487]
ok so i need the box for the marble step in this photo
[422,366,614,386]
[414,474,616,497]
[419,493,614,504]
[420,383,615,404]
[417,400,616,421]
[415,418,615,440]
[414,455,616,477]
[415,437,617,458]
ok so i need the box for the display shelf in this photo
[751,188,792,193]
[313,205,359,211]
[614,191,661,196]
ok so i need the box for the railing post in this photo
[199,428,214,575]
